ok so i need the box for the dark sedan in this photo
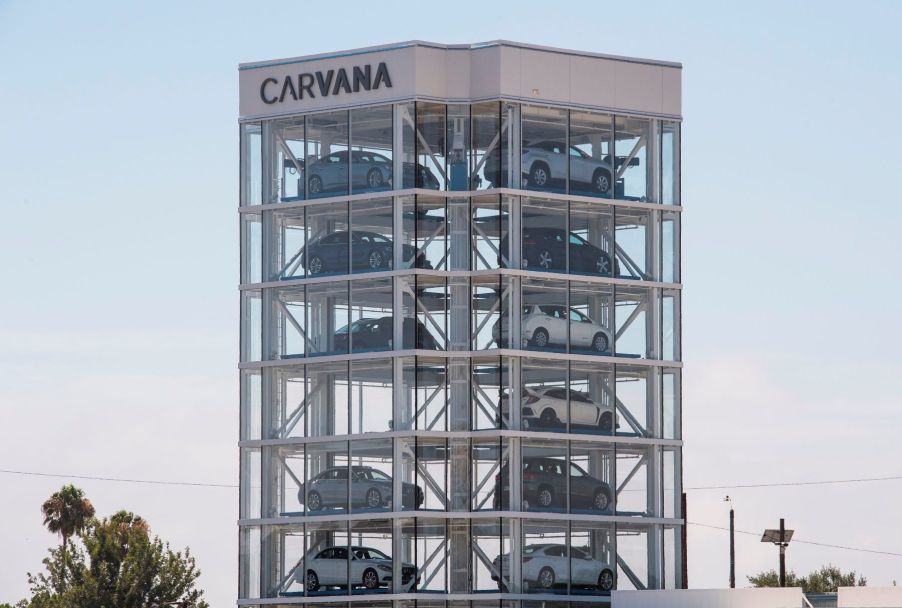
[493,456,613,512]
[333,316,441,351]
[298,465,424,511]
[500,227,616,275]
[301,230,432,275]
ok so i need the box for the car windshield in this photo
[569,308,590,322]
[355,547,389,560]
[568,232,589,246]
[569,462,589,477]
[569,145,589,159]
[337,319,374,334]
[358,233,390,244]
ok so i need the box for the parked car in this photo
[301,230,432,275]
[297,150,440,196]
[500,386,616,431]
[333,316,440,351]
[492,304,612,353]
[491,544,615,591]
[299,545,419,592]
[493,456,614,512]
[499,227,616,275]
[298,465,424,512]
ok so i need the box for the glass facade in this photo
[240,95,681,605]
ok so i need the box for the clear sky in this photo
[1,1,901,605]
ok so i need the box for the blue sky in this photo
[1,0,901,605]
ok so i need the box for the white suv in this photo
[506,386,616,430]
[494,305,612,353]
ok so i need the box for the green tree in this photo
[748,565,866,592]
[40,484,95,586]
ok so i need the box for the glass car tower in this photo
[239,41,682,608]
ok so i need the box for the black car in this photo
[333,316,440,351]
[301,230,432,275]
[493,456,613,512]
[500,227,617,275]
[298,465,424,511]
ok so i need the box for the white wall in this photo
[613,588,806,608]
[838,586,902,607]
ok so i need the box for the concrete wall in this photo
[838,587,902,607]
[612,588,807,608]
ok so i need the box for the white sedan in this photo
[519,386,616,430]
[494,305,612,353]
[492,543,615,591]
[297,546,419,592]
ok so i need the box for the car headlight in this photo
[377,564,392,572]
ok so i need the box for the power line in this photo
[685,474,902,491]
[689,521,902,558]
[0,469,237,489]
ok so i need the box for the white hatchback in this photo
[492,543,615,591]
[494,305,612,353]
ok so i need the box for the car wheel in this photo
[363,568,380,589]
[539,408,557,427]
[593,487,611,511]
[306,490,322,512]
[365,487,382,509]
[529,163,550,187]
[593,169,611,194]
[306,570,320,592]
[307,255,324,275]
[592,332,610,353]
[538,566,556,589]
[367,168,384,189]
[308,175,323,195]
[532,328,549,348]
[599,411,613,433]
[536,249,554,269]
[598,568,615,591]
[367,249,385,269]
[595,253,612,275]
[537,485,554,508]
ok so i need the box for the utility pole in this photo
[761,519,794,587]
[724,496,735,588]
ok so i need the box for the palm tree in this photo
[41,484,95,586]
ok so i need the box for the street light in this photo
[724,496,735,588]
[761,518,794,587]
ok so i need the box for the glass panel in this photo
[240,122,262,206]
[662,289,680,361]
[472,519,510,592]
[403,356,448,431]
[406,196,447,270]
[662,210,680,283]
[570,521,616,594]
[306,281,349,356]
[662,368,680,439]
[399,102,417,189]
[305,201,350,277]
[350,359,393,434]
[521,198,567,272]
[241,214,262,283]
[448,438,470,511]
[305,441,349,514]
[614,206,652,280]
[664,525,680,589]
[661,121,680,205]
[272,366,304,439]
[471,101,500,190]
[348,278,393,354]
[240,369,262,441]
[472,356,511,431]
[570,441,615,515]
[616,444,651,516]
[615,117,650,201]
[569,201,614,277]
[569,361,615,435]
[413,436,448,511]
[472,437,509,511]
[305,520,349,594]
[569,281,614,356]
[663,448,679,519]
[271,117,305,202]
[522,106,567,193]
[522,439,568,512]
[350,439,393,513]
[616,524,652,589]
[472,275,505,350]
[276,286,306,359]
[521,277,568,352]
[615,364,652,438]
[522,520,568,593]
[241,289,262,362]
[240,447,261,519]
[307,110,349,198]
[446,105,470,190]
[274,207,307,280]
[410,518,448,592]
[472,195,509,270]
[521,357,568,432]
[349,519,396,593]
[351,198,394,273]
[274,445,305,517]
[306,361,350,437]
[414,275,448,351]
[569,111,614,198]
[350,105,393,194]
[238,526,261,598]
[615,285,652,359]
[417,103,447,190]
